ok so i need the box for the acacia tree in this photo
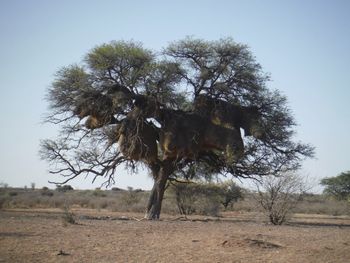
[40,38,314,219]
[321,171,350,200]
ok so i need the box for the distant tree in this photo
[31,182,35,190]
[218,181,243,210]
[40,38,313,219]
[56,185,74,192]
[320,171,350,201]
[41,187,54,196]
[254,173,307,225]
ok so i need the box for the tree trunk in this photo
[145,160,174,220]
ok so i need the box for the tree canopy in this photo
[40,37,314,219]
[321,171,350,200]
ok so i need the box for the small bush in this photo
[169,182,198,215]
[41,187,54,197]
[196,197,221,217]
[254,173,306,225]
[41,190,54,197]
[62,203,76,226]
[218,181,243,210]
[168,181,241,216]
[0,197,8,209]
[8,191,18,197]
[56,185,74,192]
[111,187,123,191]
[121,188,141,207]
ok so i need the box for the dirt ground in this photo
[0,209,349,263]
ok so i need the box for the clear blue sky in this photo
[0,0,349,191]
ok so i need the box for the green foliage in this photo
[218,181,243,210]
[49,65,91,113]
[41,38,314,218]
[86,41,154,87]
[321,171,350,201]
[166,37,266,101]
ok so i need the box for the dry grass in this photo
[0,187,349,218]
[0,209,349,262]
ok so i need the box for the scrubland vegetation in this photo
[1,183,348,218]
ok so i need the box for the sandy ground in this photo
[0,209,349,263]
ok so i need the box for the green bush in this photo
[321,171,350,201]
[56,185,74,192]
[41,188,54,196]
[168,181,243,216]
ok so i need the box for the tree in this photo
[320,171,350,200]
[254,173,306,225]
[218,181,243,210]
[40,38,314,219]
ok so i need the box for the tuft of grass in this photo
[62,203,76,226]
[0,197,7,210]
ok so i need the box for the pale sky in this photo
[0,0,349,191]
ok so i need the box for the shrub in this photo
[56,185,74,192]
[217,181,243,210]
[121,187,141,206]
[168,181,241,216]
[92,188,107,197]
[9,191,18,197]
[111,187,123,191]
[62,203,76,225]
[0,197,7,209]
[172,182,198,215]
[41,189,54,196]
[254,173,307,225]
